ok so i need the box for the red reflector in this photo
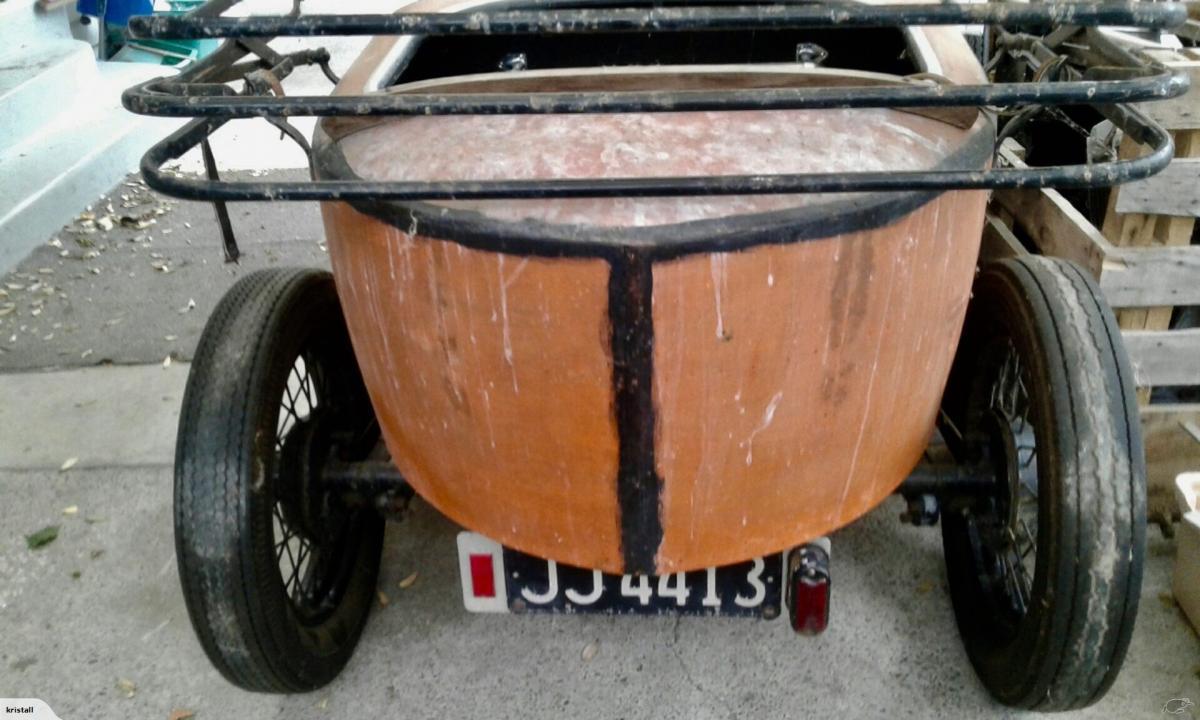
[469,554,496,598]
[792,575,830,635]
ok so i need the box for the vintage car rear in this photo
[316,2,993,575]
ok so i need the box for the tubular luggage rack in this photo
[121,0,1190,262]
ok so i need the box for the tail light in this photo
[786,539,831,635]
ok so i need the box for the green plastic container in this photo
[113,0,219,66]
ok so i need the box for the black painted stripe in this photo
[608,250,663,575]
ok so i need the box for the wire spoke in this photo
[276,529,296,560]
[282,533,300,579]
[978,340,1041,622]
[295,543,311,594]
[288,368,304,409]
[291,540,307,578]
[299,359,316,410]
[269,351,345,618]
[286,553,302,595]
[1018,518,1036,558]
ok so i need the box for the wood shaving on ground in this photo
[115,678,136,699]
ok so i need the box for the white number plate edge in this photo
[456,531,510,613]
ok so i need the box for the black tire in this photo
[939,256,1145,711]
[175,268,384,693]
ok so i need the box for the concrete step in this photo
[0,62,182,271]
[0,39,101,149]
[0,0,186,273]
[0,0,73,47]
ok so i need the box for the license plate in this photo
[456,532,783,618]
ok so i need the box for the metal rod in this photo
[896,463,993,496]
[137,104,1173,202]
[123,68,1189,118]
[323,459,405,483]
[126,2,1188,39]
[143,156,1178,201]
[199,138,239,263]
[322,458,408,493]
[325,456,993,496]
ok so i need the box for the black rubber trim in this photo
[609,250,663,574]
[309,113,995,261]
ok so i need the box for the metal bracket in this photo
[199,138,238,263]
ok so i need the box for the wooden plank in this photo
[1100,245,1200,307]
[1102,130,1200,404]
[992,143,1109,274]
[1102,135,1160,256]
[1142,404,1200,426]
[1142,404,1200,526]
[1124,328,1200,387]
[1114,158,1200,216]
[991,142,1200,307]
[1134,50,1200,130]
[980,212,1026,261]
[990,186,1108,274]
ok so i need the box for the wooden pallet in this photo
[986,43,1200,525]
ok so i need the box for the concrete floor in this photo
[0,360,1198,719]
[0,467,1196,719]
[0,170,327,372]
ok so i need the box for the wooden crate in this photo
[986,44,1200,524]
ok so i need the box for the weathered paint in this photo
[651,189,986,571]
[336,107,963,229]
[318,10,993,573]
[323,203,625,570]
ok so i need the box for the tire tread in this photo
[943,256,1144,711]
[175,268,380,692]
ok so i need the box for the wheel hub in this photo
[984,407,1038,536]
[278,415,347,545]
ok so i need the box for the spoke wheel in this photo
[271,355,359,625]
[958,340,1040,638]
[175,268,384,693]
[940,256,1145,711]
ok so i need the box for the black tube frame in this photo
[122,0,1189,203]
[128,2,1187,39]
